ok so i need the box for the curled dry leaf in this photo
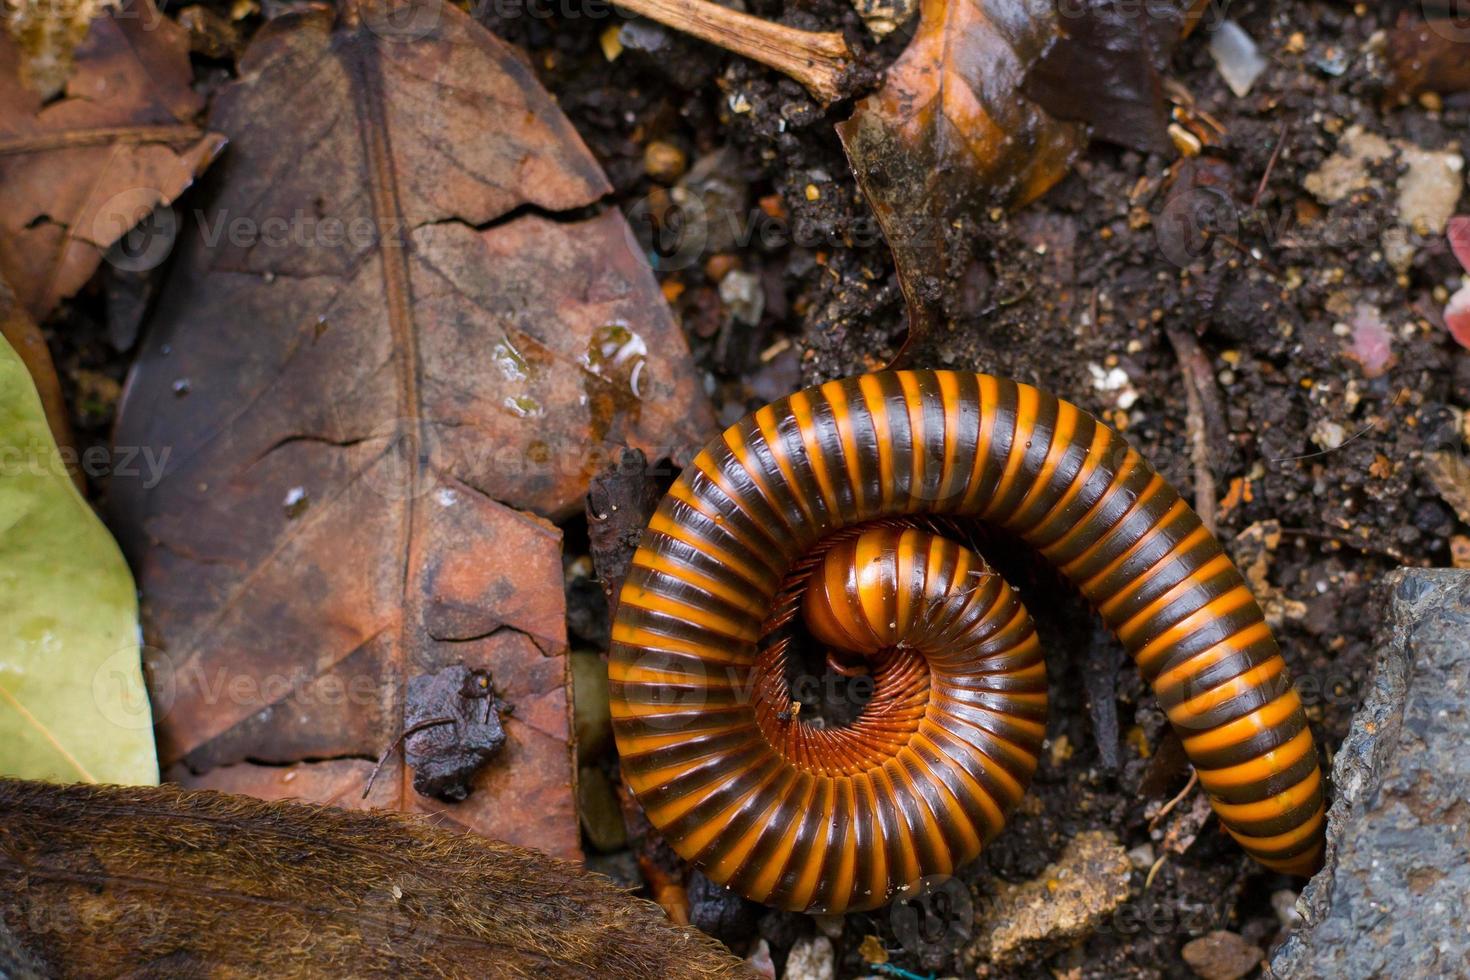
[0,334,157,787]
[837,0,1084,352]
[0,779,750,978]
[109,0,714,860]
[0,0,224,322]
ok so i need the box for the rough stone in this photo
[1270,569,1470,979]
[966,830,1132,969]
[1302,126,1392,204]
[781,935,834,980]
[1396,145,1464,235]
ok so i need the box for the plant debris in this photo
[837,0,1084,353]
[401,664,510,803]
[0,0,223,322]
[1023,0,1187,153]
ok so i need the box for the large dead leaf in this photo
[0,779,749,978]
[837,0,1084,352]
[109,0,713,861]
[0,0,224,322]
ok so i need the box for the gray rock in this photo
[1270,569,1470,980]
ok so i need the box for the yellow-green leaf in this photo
[0,335,157,785]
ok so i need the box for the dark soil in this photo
[41,0,1470,977]
[537,1,1469,976]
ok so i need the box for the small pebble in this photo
[782,935,834,980]
[746,939,776,979]
[643,141,687,184]
[1272,889,1302,929]
[575,766,627,853]
[1181,930,1263,980]
[1210,21,1267,97]
[599,24,622,61]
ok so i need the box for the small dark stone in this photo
[688,870,761,948]
[404,664,509,803]
[756,908,809,974]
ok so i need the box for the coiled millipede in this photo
[608,370,1325,914]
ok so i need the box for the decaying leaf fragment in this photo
[108,0,713,861]
[0,0,224,322]
[0,335,157,787]
[0,779,750,978]
[837,0,1084,348]
[1022,0,1187,154]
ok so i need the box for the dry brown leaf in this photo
[0,779,751,978]
[837,0,1084,352]
[109,0,714,861]
[0,0,224,322]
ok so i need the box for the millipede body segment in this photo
[608,370,1325,913]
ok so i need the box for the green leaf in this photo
[0,334,157,785]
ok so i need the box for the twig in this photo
[1165,328,1220,535]
[1148,769,1199,833]
[613,0,854,104]
[361,716,455,799]
[1277,525,1418,565]
[1251,120,1292,211]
